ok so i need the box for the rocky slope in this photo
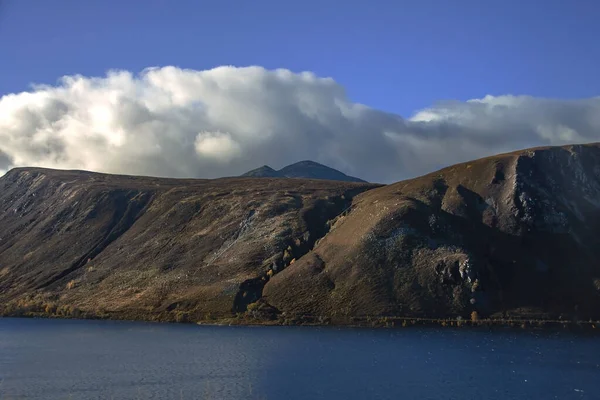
[1,143,600,324]
[0,168,375,321]
[241,160,366,182]
[265,143,600,322]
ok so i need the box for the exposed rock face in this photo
[241,160,366,183]
[264,143,600,321]
[1,143,600,323]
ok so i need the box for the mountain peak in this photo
[285,160,323,167]
[241,160,366,182]
[240,165,282,178]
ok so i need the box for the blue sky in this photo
[1,0,599,117]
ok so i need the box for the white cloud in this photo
[0,149,11,177]
[0,66,599,183]
[194,131,241,162]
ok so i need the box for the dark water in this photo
[0,318,598,400]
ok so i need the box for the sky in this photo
[1,0,599,183]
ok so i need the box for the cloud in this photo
[0,149,11,176]
[194,131,241,162]
[0,66,599,183]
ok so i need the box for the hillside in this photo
[0,168,376,321]
[264,143,600,322]
[241,160,366,183]
[1,143,600,324]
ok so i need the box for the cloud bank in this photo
[1,66,599,183]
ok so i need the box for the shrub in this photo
[58,305,73,316]
[44,304,57,314]
[174,311,188,323]
[470,311,479,322]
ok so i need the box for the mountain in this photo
[240,165,282,178]
[265,143,600,322]
[241,160,367,183]
[0,168,376,322]
[1,143,600,325]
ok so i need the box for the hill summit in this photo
[241,160,367,183]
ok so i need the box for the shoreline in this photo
[2,311,598,333]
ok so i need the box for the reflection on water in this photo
[0,318,598,399]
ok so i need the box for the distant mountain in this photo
[241,160,367,182]
[241,165,282,178]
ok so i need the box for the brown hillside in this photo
[264,143,600,321]
[2,143,600,324]
[0,168,376,321]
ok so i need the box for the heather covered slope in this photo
[2,143,600,325]
[264,143,600,321]
[0,168,375,321]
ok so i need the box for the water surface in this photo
[0,318,598,399]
